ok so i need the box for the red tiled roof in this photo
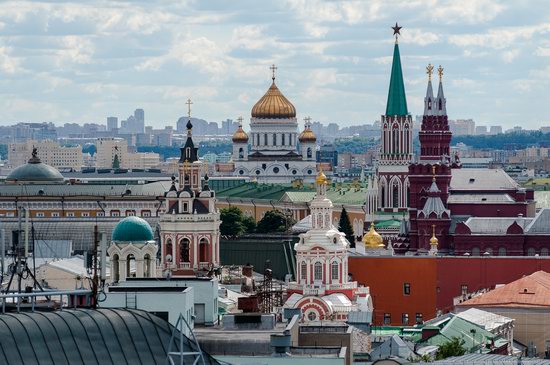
[457,271,550,309]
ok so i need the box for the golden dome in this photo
[251,80,296,119]
[316,169,327,185]
[430,225,439,246]
[363,223,385,248]
[299,126,317,143]
[232,125,249,143]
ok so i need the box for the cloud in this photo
[56,36,95,65]
[502,49,519,63]
[535,47,550,57]
[431,0,505,24]
[0,46,22,73]
[449,23,550,50]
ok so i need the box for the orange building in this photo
[349,256,550,326]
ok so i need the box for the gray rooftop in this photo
[450,169,519,191]
[0,308,220,365]
[447,193,515,204]
[432,353,550,364]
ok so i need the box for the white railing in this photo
[179,262,191,269]
[198,262,210,270]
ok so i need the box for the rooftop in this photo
[450,169,519,191]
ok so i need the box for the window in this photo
[402,313,409,325]
[238,148,244,159]
[301,261,307,280]
[472,247,480,256]
[264,134,267,145]
[67,212,75,217]
[461,285,468,296]
[542,248,549,256]
[384,313,391,325]
[239,170,244,175]
[180,238,190,263]
[416,313,423,324]
[36,212,44,218]
[498,247,507,256]
[403,283,411,295]
[392,185,399,208]
[331,261,339,281]
[97,212,104,217]
[273,133,277,146]
[142,210,151,217]
[82,212,89,217]
[273,167,279,174]
[282,134,285,145]
[307,147,312,159]
[111,210,120,217]
[308,312,317,321]
[528,247,536,256]
[52,212,60,217]
[314,262,323,281]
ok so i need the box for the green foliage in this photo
[257,210,295,233]
[436,337,466,360]
[220,207,245,237]
[338,207,355,248]
[112,154,120,169]
[0,144,7,160]
[452,130,550,150]
[242,215,257,234]
[334,137,378,154]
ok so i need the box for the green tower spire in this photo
[385,24,408,117]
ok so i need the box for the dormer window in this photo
[186,148,191,159]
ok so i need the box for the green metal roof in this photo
[385,43,408,116]
[6,161,64,183]
[375,219,401,229]
[422,316,496,352]
[112,216,154,242]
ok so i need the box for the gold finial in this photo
[426,64,434,81]
[392,22,402,43]
[184,159,190,170]
[316,166,327,185]
[432,165,436,182]
[437,65,444,80]
[186,98,193,118]
[430,224,439,246]
[270,64,277,81]
[237,116,243,127]
[363,222,385,248]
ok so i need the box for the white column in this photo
[193,235,198,269]
[120,259,127,282]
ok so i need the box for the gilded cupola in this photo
[363,223,385,249]
[251,64,296,119]
[232,123,249,143]
[299,117,317,143]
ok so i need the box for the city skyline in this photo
[0,1,548,128]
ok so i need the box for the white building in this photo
[127,152,161,169]
[285,170,373,322]
[8,140,83,170]
[231,69,318,184]
[96,137,128,168]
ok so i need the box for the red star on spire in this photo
[392,22,402,37]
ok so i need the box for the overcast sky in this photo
[0,0,548,129]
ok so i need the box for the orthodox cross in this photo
[392,22,402,43]
[304,116,312,128]
[237,116,243,126]
[270,64,277,81]
[432,165,437,181]
[426,64,434,81]
[438,65,444,80]
[186,98,193,118]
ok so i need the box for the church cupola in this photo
[232,116,249,161]
[251,65,296,119]
[179,99,198,164]
[299,117,316,161]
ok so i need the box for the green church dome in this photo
[112,216,154,242]
[6,149,64,184]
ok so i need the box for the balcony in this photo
[198,262,210,270]
[178,262,191,269]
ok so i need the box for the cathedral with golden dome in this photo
[231,65,319,184]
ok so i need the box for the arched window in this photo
[144,254,151,278]
[112,254,120,283]
[498,247,507,256]
[199,238,209,263]
[542,248,549,256]
[273,133,277,146]
[127,254,136,278]
[381,185,386,208]
[185,147,191,159]
[165,239,173,263]
[314,262,323,281]
[528,247,536,256]
[307,147,312,159]
[238,148,244,159]
[301,261,307,281]
[472,247,480,256]
[264,134,267,145]
[180,238,190,263]
[393,185,399,208]
[282,134,286,145]
[331,261,339,281]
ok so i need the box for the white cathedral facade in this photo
[231,69,319,184]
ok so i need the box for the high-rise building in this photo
[96,138,128,168]
[489,126,503,135]
[107,117,118,132]
[475,126,487,135]
[8,140,83,170]
[134,109,145,134]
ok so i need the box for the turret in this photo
[435,65,446,116]
[423,64,435,116]
[299,117,316,161]
[232,116,249,161]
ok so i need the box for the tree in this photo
[112,154,120,169]
[242,215,257,234]
[220,207,246,237]
[436,337,466,360]
[338,207,355,248]
[257,210,295,233]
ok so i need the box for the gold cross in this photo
[237,116,243,126]
[270,64,277,80]
[432,165,437,182]
[426,64,434,81]
[438,65,444,80]
[186,98,193,118]
[304,116,312,127]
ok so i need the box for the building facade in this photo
[8,140,83,170]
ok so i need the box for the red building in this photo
[349,255,550,326]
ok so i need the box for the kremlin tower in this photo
[376,23,414,213]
